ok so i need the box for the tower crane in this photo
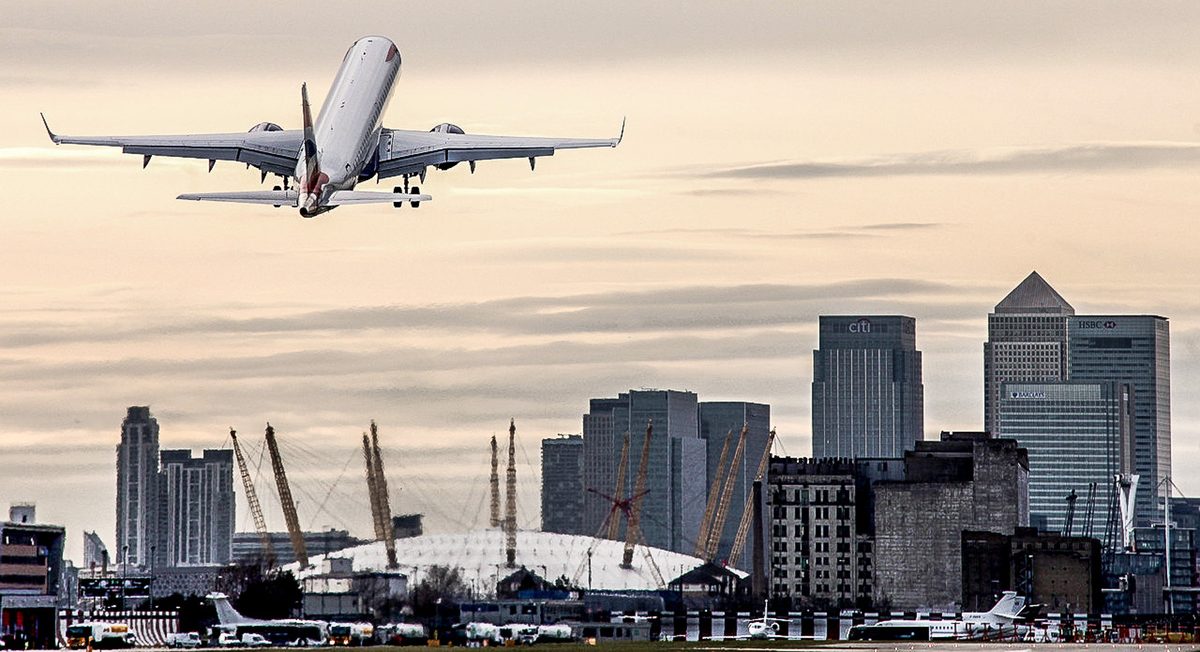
[489,434,501,528]
[229,428,274,568]
[264,423,308,567]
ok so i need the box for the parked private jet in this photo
[848,592,1031,641]
[41,35,621,217]
[206,592,329,646]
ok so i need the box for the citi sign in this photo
[848,318,872,333]
[1076,320,1119,330]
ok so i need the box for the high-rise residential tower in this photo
[157,449,235,567]
[581,390,707,553]
[115,406,160,569]
[1068,315,1170,526]
[984,272,1074,436]
[540,434,585,535]
[812,316,923,458]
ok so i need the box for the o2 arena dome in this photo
[286,529,714,591]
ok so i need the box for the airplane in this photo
[40,35,622,217]
[206,592,329,646]
[707,600,805,641]
[848,591,1031,641]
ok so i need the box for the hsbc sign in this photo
[1076,320,1119,330]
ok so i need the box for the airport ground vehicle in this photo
[165,632,202,648]
[377,623,427,646]
[329,623,374,646]
[65,623,136,649]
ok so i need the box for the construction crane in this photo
[729,428,775,567]
[623,420,653,569]
[229,429,274,568]
[607,433,631,541]
[505,419,518,567]
[264,423,308,568]
[1082,481,1098,539]
[1064,489,1078,536]
[489,434,501,528]
[704,424,747,560]
[694,430,734,558]
[364,425,398,569]
[363,434,386,540]
[576,485,664,589]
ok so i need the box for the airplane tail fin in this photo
[206,592,254,625]
[988,591,1022,618]
[300,82,320,185]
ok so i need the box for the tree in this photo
[408,566,467,617]
[140,594,216,634]
[234,570,303,619]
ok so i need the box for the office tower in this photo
[984,272,1074,436]
[116,406,160,569]
[157,449,235,567]
[581,390,707,553]
[541,434,585,535]
[997,381,1134,536]
[1068,315,1170,526]
[812,316,923,458]
[698,401,770,562]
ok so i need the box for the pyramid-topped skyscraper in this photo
[984,272,1074,434]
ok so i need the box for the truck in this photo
[377,623,427,646]
[329,623,374,647]
[165,632,202,648]
[218,632,272,648]
[536,624,573,643]
[65,623,137,649]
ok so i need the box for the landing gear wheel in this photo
[410,186,421,208]
[393,186,405,209]
[272,185,282,208]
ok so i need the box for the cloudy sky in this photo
[5,1,1200,560]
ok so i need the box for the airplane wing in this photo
[375,120,623,180]
[40,114,302,177]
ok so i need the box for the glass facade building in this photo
[540,434,585,535]
[115,406,160,569]
[997,381,1134,538]
[158,449,235,567]
[812,316,923,458]
[581,390,707,553]
[698,401,771,562]
[1068,315,1170,526]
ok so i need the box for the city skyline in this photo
[5,2,1200,563]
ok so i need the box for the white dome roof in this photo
[287,529,717,592]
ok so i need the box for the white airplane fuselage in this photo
[296,35,400,216]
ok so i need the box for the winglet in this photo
[40,113,61,145]
[614,117,626,147]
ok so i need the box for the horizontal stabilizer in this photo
[326,190,432,205]
[177,190,298,206]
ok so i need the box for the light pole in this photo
[121,544,129,611]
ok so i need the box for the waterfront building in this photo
[698,401,771,562]
[997,381,1134,537]
[115,406,160,569]
[157,449,235,567]
[1068,315,1170,527]
[812,316,923,458]
[983,272,1074,436]
[541,434,585,535]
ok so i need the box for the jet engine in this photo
[248,122,284,132]
[430,123,465,170]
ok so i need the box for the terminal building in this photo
[0,504,66,649]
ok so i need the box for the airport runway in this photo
[691,645,1200,652]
